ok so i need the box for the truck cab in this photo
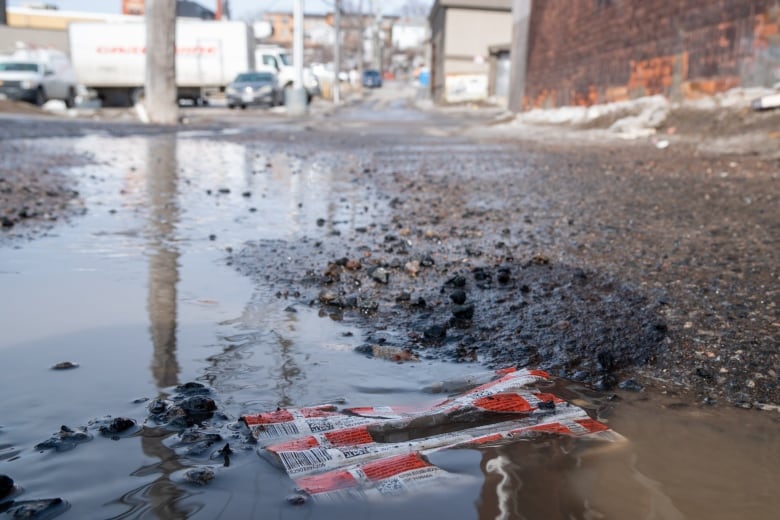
[255,46,320,103]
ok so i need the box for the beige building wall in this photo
[440,7,511,102]
[0,26,69,53]
[444,8,511,68]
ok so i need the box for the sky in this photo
[8,0,432,18]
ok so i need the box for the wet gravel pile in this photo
[229,133,779,409]
[0,103,776,409]
[0,141,87,242]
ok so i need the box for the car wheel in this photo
[228,103,235,109]
[65,87,76,109]
[240,104,247,110]
[34,87,46,106]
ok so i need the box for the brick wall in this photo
[524,0,780,108]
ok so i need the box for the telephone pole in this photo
[507,0,531,113]
[145,0,178,124]
[286,0,308,115]
[333,0,341,104]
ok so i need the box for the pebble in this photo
[183,467,215,486]
[618,379,644,392]
[179,396,217,415]
[34,425,92,452]
[0,474,13,499]
[368,266,390,284]
[286,493,308,506]
[423,324,447,340]
[452,303,475,320]
[51,361,78,370]
[404,260,420,276]
[450,290,467,305]
[97,417,136,436]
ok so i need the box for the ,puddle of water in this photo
[0,133,778,520]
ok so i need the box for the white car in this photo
[0,50,78,107]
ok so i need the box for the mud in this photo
[0,92,778,518]
[227,127,779,409]
[1,95,777,406]
[0,141,86,242]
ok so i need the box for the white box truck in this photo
[68,20,255,106]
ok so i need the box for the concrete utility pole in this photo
[286,0,308,115]
[145,0,178,125]
[507,0,531,113]
[373,4,383,71]
[333,0,341,104]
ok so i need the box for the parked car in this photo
[0,57,78,107]
[225,70,280,109]
[362,69,382,88]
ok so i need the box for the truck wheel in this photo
[34,87,47,106]
[65,87,76,109]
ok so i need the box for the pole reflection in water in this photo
[147,135,181,390]
[273,308,303,409]
[476,441,586,520]
[122,135,188,519]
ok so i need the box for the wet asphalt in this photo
[1,85,778,411]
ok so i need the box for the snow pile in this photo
[682,87,777,110]
[517,95,671,139]
[607,97,670,139]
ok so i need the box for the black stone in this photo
[452,303,475,320]
[450,290,467,305]
[618,379,644,392]
[98,417,136,435]
[0,474,13,499]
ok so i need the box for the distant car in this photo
[225,71,280,109]
[362,69,382,88]
[0,59,77,107]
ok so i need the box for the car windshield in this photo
[278,53,292,66]
[0,62,39,72]
[235,72,274,83]
[364,70,380,78]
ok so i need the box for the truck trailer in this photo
[68,20,254,106]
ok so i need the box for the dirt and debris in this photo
[1,93,778,412]
[0,141,86,244]
[227,110,779,409]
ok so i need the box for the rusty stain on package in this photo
[242,368,625,502]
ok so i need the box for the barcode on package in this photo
[256,422,301,440]
[278,448,333,474]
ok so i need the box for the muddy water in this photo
[0,134,778,519]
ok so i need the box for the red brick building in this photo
[523,0,780,108]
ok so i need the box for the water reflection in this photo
[477,441,585,520]
[146,135,181,390]
[124,135,187,519]
[272,309,304,408]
